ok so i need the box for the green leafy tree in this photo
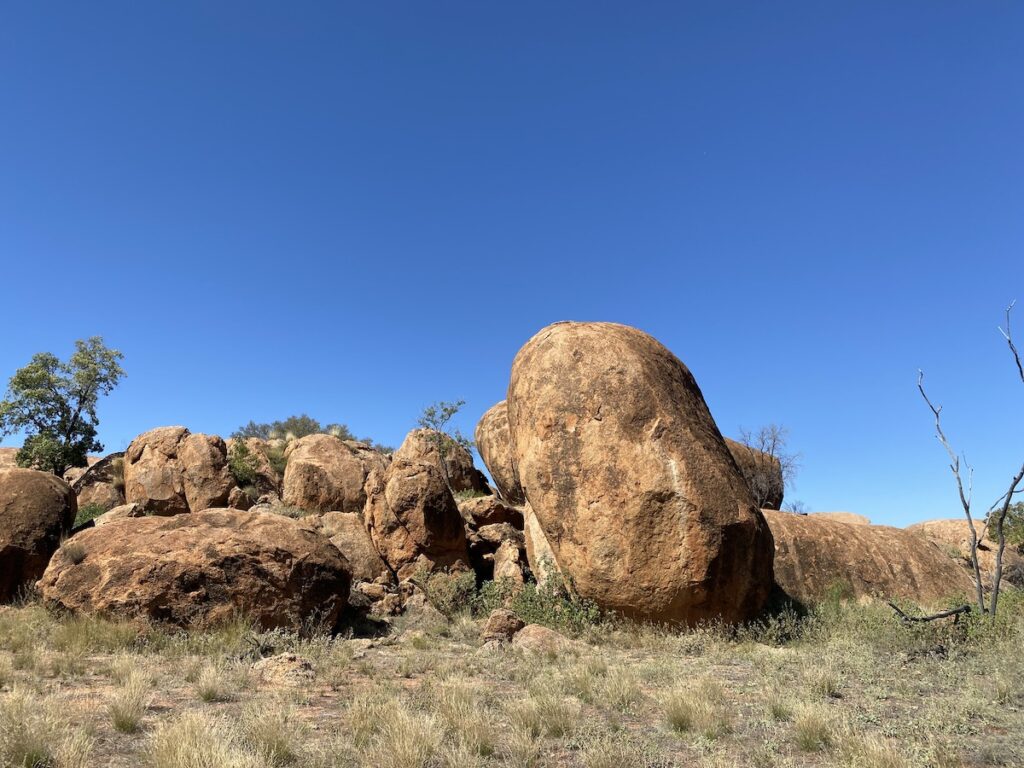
[418,399,473,488]
[0,337,125,475]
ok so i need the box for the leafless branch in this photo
[887,601,972,624]
[918,370,986,613]
[999,300,1024,384]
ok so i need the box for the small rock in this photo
[482,609,524,643]
[511,624,580,655]
[253,653,315,685]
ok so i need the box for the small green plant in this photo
[73,502,106,528]
[418,400,473,488]
[416,569,478,619]
[227,440,260,487]
[453,489,489,501]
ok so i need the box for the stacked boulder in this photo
[71,452,125,513]
[474,401,525,505]
[394,428,490,496]
[282,434,387,514]
[458,495,527,584]
[124,426,234,515]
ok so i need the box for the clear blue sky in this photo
[2,3,1021,526]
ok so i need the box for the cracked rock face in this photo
[38,508,351,631]
[362,457,470,580]
[506,321,774,626]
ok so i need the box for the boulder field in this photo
[2,320,997,628]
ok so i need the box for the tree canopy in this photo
[231,414,391,452]
[0,337,125,475]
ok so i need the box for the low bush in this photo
[73,502,106,527]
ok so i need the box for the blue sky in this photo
[1,3,1021,526]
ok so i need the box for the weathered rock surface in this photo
[507,321,774,625]
[907,519,1024,589]
[124,427,234,515]
[362,457,470,580]
[282,435,387,514]
[0,469,77,602]
[475,401,526,505]
[94,503,146,527]
[725,438,785,510]
[72,452,125,513]
[306,511,393,584]
[458,495,524,529]
[394,429,490,495]
[511,624,580,654]
[38,508,351,631]
[764,509,974,606]
[467,523,527,582]
[522,502,562,587]
[482,608,525,643]
[810,511,871,526]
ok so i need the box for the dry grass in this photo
[0,590,1020,767]
[108,670,151,733]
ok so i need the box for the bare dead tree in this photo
[736,424,800,509]
[917,372,986,614]
[918,300,1024,619]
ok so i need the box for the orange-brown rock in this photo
[457,495,524,530]
[907,519,1024,589]
[37,508,351,631]
[362,457,470,580]
[72,452,125,513]
[307,511,392,584]
[124,427,234,515]
[810,511,871,526]
[475,401,526,504]
[522,502,563,587]
[507,321,774,625]
[764,509,974,606]
[282,435,388,514]
[725,438,785,510]
[394,429,490,495]
[0,468,77,602]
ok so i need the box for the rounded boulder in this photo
[1,468,77,602]
[507,321,774,625]
[37,508,351,631]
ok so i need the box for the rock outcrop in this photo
[507,321,774,625]
[362,457,470,580]
[282,435,387,514]
[124,427,234,515]
[72,452,125,512]
[457,495,524,529]
[724,438,785,511]
[764,509,974,606]
[810,512,871,526]
[394,429,490,495]
[0,468,77,602]
[475,401,526,504]
[225,438,283,497]
[38,508,351,631]
[907,518,1024,589]
[306,511,393,584]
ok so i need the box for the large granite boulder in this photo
[475,401,526,505]
[38,508,351,631]
[764,510,974,606]
[394,429,490,495]
[0,468,77,602]
[362,457,470,580]
[124,427,234,515]
[282,435,387,514]
[507,321,774,625]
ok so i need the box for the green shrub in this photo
[474,575,602,636]
[73,503,106,527]
[227,441,259,487]
[416,569,479,619]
